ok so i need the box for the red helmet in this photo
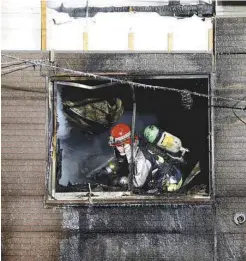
[109,123,137,146]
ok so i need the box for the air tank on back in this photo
[144,125,189,156]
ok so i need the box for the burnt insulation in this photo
[55,4,214,18]
[180,90,193,110]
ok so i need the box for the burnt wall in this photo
[2,32,246,260]
[54,52,215,261]
[55,52,212,75]
[59,204,215,261]
[1,51,216,261]
[216,17,246,54]
[215,17,246,197]
[214,17,246,260]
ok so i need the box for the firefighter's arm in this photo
[125,145,151,188]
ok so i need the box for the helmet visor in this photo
[108,134,139,147]
[108,135,131,146]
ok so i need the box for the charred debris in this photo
[54,2,214,18]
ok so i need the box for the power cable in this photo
[1,58,47,75]
[1,61,27,68]
[1,64,35,76]
[210,105,245,110]
[232,96,246,125]
[2,53,246,107]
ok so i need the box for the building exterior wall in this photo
[214,17,246,260]
[1,19,246,261]
[1,52,63,260]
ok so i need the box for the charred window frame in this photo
[46,74,214,205]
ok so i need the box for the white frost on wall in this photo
[1,0,212,51]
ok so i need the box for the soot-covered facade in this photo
[2,9,246,261]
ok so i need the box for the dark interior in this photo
[55,77,210,195]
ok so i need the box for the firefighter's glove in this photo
[112,176,128,188]
[160,175,170,191]
[119,176,129,186]
[162,176,183,192]
[105,162,118,175]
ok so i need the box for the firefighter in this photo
[92,123,183,193]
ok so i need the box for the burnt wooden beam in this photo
[55,4,214,18]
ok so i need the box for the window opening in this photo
[48,76,211,203]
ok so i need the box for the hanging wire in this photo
[1,58,47,76]
[1,64,35,76]
[2,53,246,107]
[210,105,245,110]
[232,96,246,125]
[1,61,27,68]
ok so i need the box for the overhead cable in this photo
[2,53,246,107]
[232,96,246,125]
[1,61,27,68]
[1,64,35,76]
